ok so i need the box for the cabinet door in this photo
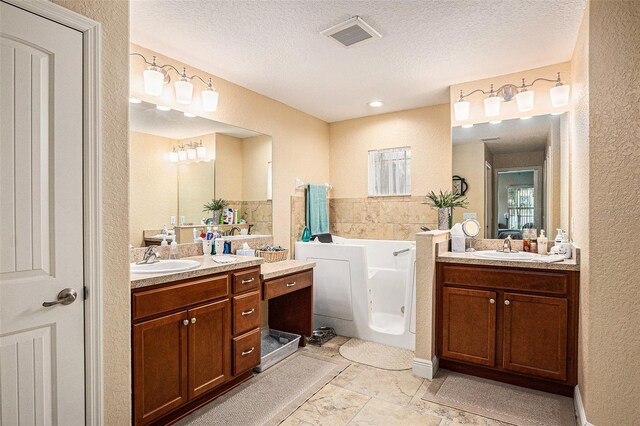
[441,287,497,366]
[133,311,188,426]
[503,293,568,381]
[187,299,231,399]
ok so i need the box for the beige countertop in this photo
[437,251,580,271]
[130,255,264,289]
[260,260,316,281]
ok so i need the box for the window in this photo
[368,147,411,196]
[507,185,535,229]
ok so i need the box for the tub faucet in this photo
[502,236,513,253]
[137,245,160,264]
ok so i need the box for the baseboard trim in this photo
[412,356,439,379]
[574,385,593,426]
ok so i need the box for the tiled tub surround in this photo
[329,197,439,241]
[227,199,273,236]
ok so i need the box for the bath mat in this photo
[421,370,576,426]
[338,338,414,370]
[174,352,349,426]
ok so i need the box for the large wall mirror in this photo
[452,113,570,240]
[129,101,272,247]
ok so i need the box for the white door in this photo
[0,2,85,425]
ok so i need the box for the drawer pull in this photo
[286,282,296,287]
[182,319,189,326]
[241,347,255,356]
[489,298,495,304]
[504,300,511,306]
[191,317,197,324]
[241,278,255,284]
[241,308,255,316]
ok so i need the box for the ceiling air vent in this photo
[321,16,382,48]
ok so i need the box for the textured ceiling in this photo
[130,0,586,122]
[452,113,562,154]
[130,101,261,139]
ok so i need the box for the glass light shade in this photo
[196,145,207,158]
[516,90,535,112]
[175,79,194,105]
[201,88,219,112]
[453,100,470,121]
[484,96,501,117]
[178,149,187,161]
[169,151,179,163]
[184,112,196,118]
[187,147,197,160]
[156,105,171,111]
[550,84,570,107]
[143,67,164,96]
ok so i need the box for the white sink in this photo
[130,259,201,274]
[473,250,536,261]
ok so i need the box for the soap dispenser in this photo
[538,230,548,255]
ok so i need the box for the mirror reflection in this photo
[129,101,272,247]
[452,113,569,240]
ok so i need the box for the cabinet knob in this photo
[489,298,495,304]
[182,319,189,326]
[504,300,510,306]
[191,317,197,324]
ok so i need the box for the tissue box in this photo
[236,249,256,257]
[451,236,465,253]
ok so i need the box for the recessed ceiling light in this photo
[156,105,171,111]
[490,120,502,124]
[520,116,532,120]
[129,97,141,104]
[368,100,384,108]
[184,112,196,118]
[462,124,474,128]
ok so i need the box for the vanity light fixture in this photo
[453,72,570,122]
[156,105,171,111]
[196,141,207,159]
[187,143,197,160]
[178,145,188,161]
[184,112,196,118]
[368,100,384,107]
[131,53,220,112]
[169,147,179,163]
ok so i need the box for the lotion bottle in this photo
[538,230,548,255]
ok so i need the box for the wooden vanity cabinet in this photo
[132,266,261,426]
[436,263,579,396]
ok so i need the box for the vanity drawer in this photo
[263,270,313,300]
[441,264,569,295]
[232,328,261,375]
[232,268,261,294]
[133,275,229,321]
[232,291,260,335]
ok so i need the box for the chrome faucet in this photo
[230,227,241,236]
[137,245,160,264]
[502,235,515,253]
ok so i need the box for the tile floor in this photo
[281,336,512,426]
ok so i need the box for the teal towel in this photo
[306,184,329,235]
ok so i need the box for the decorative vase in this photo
[438,208,449,230]
[213,209,222,225]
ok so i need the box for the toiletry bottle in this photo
[530,229,538,253]
[522,229,531,252]
[161,235,168,247]
[211,227,219,255]
[192,228,198,242]
[538,230,548,255]
[169,241,178,259]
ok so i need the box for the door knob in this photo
[42,288,77,307]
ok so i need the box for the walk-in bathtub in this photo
[295,236,416,350]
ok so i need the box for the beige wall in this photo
[130,132,178,246]
[50,1,131,424]
[214,134,244,200]
[573,1,640,423]
[242,135,272,201]
[450,62,571,127]
[130,44,330,250]
[178,161,214,225]
[329,104,452,199]
[452,143,486,237]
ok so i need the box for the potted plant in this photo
[203,198,228,225]
[424,190,469,230]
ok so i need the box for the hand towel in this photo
[306,184,329,235]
